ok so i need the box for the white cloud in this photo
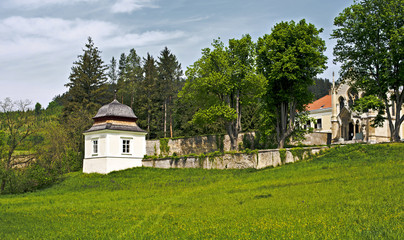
[6,0,97,8]
[111,0,158,13]
[0,16,185,61]
[102,31,186,48]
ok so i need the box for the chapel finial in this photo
[332,71,335,88]
[114,90,117,100]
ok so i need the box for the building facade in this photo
[82,99,147,174]
[307,79,404,143]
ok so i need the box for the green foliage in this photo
[34,102,42,116]
[332,0,404,141]
[64,37,110,116]
[159,138,170,155]
[279,148,286,164]
[0,98,37,193]
[353,95,386,127]
[242,133,253,150]
[180,35,267,149]
[215,134,225,152]
[192,104,237,125]
[308,78,332,100]
[257,19,327,148]
[157,47,183,138]
[290,147,306,161]
[2,144,402,238]
[116,47,184,139]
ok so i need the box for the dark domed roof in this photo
[93,99,137,120]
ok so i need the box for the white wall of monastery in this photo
[83,130,146,174]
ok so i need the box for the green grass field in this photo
[1,143,403,239]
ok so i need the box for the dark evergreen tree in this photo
[64,37,110,115]
[157,47,183,138]
[108,57,118,86]
[116,53,127,102]
[139,53,161,139]
[125,49,143,109]
[63,37,110,166]
[308,78,332,100]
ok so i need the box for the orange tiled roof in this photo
[307,95,331,111]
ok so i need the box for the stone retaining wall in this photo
[146,132,255,156]
[142,146,328,170]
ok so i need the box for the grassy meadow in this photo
[0,143,403,239]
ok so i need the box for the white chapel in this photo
[82,99,147,174]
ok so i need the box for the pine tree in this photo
[140,53,160,139]
[64,37,109,115]
[108,57,118,86]
[157,47,183,138]
[125,49,143,109]
[116,53,127,102]
[63,37,110,163]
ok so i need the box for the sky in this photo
[0,0,354,108]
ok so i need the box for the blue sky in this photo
[0,0,353,107]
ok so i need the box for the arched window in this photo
[339,97,345,112]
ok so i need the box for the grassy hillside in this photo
[1,143,403,239]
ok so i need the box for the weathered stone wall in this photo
[146,132,255,156]
[291,132,331,146]
[142,146,328,170]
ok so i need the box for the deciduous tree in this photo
[0,98,35,192]
[257,19,327,148]
[180,35,266,149]
[331,0,404,142]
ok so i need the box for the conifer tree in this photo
[140,53,160,139]
[63,37,110,164]
[125,49,143,109]
[157,47,183,138]
[64,37,109,115]
[108,57,118,86]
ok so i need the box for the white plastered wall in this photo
[83,130,147,174]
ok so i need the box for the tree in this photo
[117,53,127,99]
[62,37,110,168]
[331,0,404,142]
[257,19,327,148]
[124,49,143,109]
[34,102,42,116]
[64,37,110,115]
[108,56,118,86]
[180,35,266,149]
[0,98,35,192]
[139,53,161,139]
[157,47,183,138]
[308,78,332,100]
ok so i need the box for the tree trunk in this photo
[147,111,150,140]
[0,178,5,192]
[384,97,403,142]
[276,101,296,149]
[226,122,237,150]
[169,96,173,138]
[236,90,242,132]
[278,137,285,149]
[164,100,167,138]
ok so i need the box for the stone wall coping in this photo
[143,146,330,162]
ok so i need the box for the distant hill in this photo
[0,143,403,239]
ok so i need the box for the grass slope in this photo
[1,144,403,239]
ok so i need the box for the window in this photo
[304,120,311,130]
[93,140,98,154]
[122,139,130,154]
[315,119,322,129]
[339,97,345,112]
